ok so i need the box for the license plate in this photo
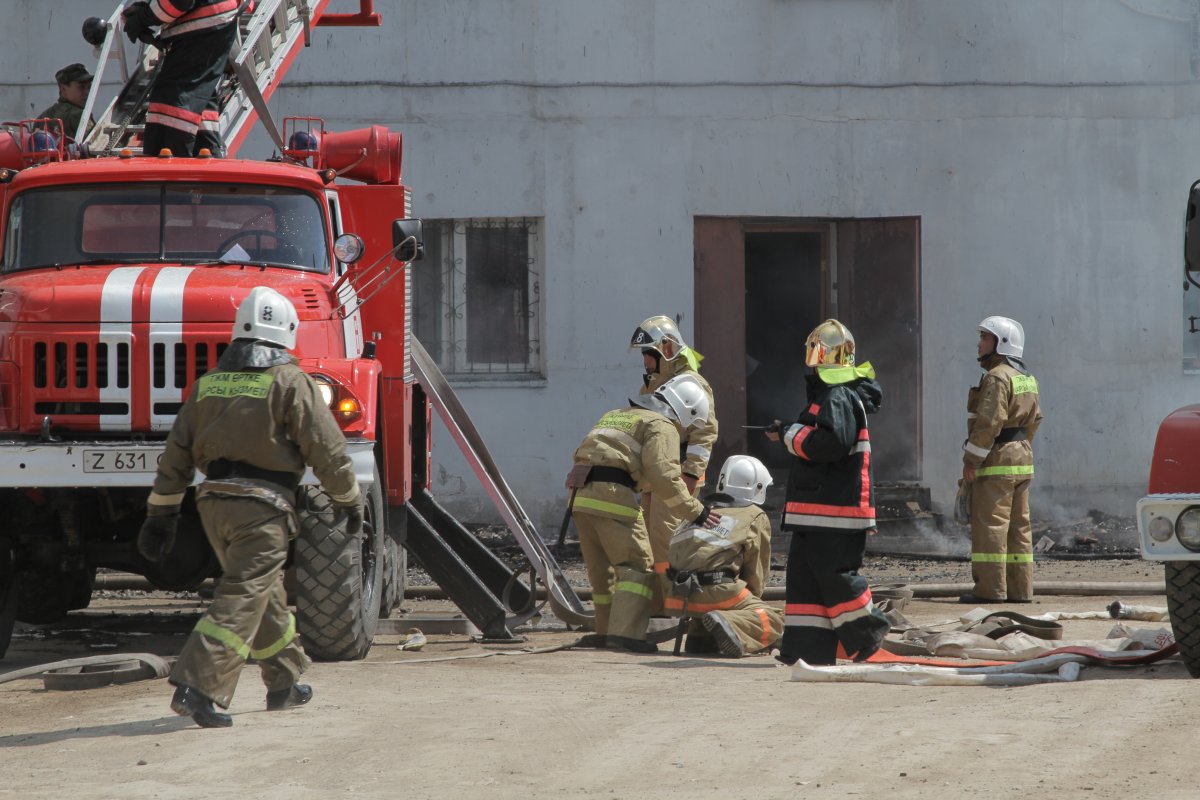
[82,449,164,473]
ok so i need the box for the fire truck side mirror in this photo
[392,218,424,263]
[1187,181,1200,283]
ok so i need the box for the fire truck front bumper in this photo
[1138,494,1200,560]
[0,439,379,490]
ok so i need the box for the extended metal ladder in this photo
[80,0,330,156]
[407,338,593,633]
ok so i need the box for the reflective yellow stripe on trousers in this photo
[615,581,653,599]
[971,553,1035,563]
[250,613,297,661]
[976,465,1035,477]
[573,496,643,519]
[195,617,251,659]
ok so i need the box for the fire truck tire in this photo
[15,568,94,625]
[1165,561,1200,678]
[294,473,384,661]
[378,508,407,617]
[0,545,16,660]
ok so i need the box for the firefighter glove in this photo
[122,2,156,43]
[336,497,365,537]
[138,511,179,562]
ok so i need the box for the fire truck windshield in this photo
[3,183,331,273]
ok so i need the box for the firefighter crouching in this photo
[960,316,1043,604]
[568,374,721,654]
[122,0,244,157]
[138,286,363,728]
[629,316,719,610]
[766,319,890,666]
[666,455,784,658]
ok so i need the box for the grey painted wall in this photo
[7,1,1200,529]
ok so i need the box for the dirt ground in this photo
[0,553,1194,800]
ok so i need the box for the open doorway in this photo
[695,216,921,485]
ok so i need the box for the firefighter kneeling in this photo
[666,455,784,658]
[569,375,721,654]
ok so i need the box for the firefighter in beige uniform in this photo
[666,455,784,657]
[629,316,719,607]
[961,316,1043,604]
[138,286,363,728]
[569,374,721,653]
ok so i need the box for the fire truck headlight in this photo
[1148,515,1175,543]
[1177,508,1200,551]
[312,374,337,407]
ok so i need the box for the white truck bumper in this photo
[0,439,378,490]
[1137,493,1200,560]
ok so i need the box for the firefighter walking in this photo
[960,316,1043,604]
[666,455,783,657]
[569,374,721,653]
[138,286,363,728]
[766,319,890,666]
[122,0,243,157]
[629,316,719,609]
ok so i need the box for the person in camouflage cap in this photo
[37,63,94,140]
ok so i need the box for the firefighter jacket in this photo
[781,366,882,532]
[149,360,360,510]
[963,354,1043,478]
[571,407,706,525]
[149,0,242,40]
[641,351,718,481]
[667,497,772,609]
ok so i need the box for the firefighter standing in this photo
[960,316,1043,604]
[666,455,784,657]
[569,374,721,653]
[629,316,719,608]
[36,63,94,140]
[767,319,890,666]
[138,286,363,728]
[122,0,242,157]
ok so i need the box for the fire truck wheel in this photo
[15,567,94,625]
[0,545,16,660]
[294,471,385,661]
[378,508,407,617]
[1166,561,1200,678]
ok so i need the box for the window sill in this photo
[445,375,548,389]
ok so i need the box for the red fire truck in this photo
[1137,181,1200,677]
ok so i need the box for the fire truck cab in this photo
[0,120,425,662]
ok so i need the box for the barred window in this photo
[412,218,542,377]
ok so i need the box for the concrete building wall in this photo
[6,1,1200,527]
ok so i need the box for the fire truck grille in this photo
[33,340,130,391]
[151,340,228,389]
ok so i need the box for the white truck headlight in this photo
[1148,516,1175,543]
[1178,508,1200,551]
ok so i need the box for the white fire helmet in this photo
[232,286,299,349]
[630,315,688,360]
[804,319,856,367]
[977,316,1024,358]
[654,374,709,429]
[716,455,773,506]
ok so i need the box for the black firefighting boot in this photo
[606,635,658,654]
[170,685,233,728]
[266,684,313,711]
[701,611,745,658]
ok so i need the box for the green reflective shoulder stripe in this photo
[250,613,296,661]
[574,496,642,519]
[1011,374,1038,395]
[976,464,1035,477]
[971,552,1035,564]
[817,361,876,385]
[197,371,274,400]
[615,580,654,599]
[592,593,612,605]
[195,617,251,659]
[681,348,703,371]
